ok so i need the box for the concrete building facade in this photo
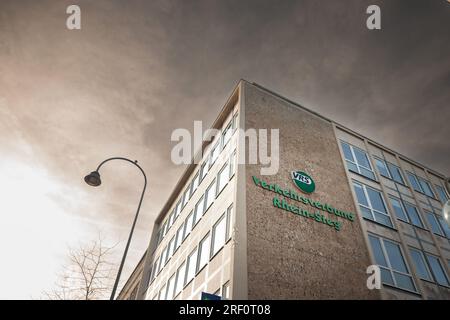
[129,80,450,300]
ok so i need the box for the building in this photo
[117,251,146,300]
[129,80,450,300]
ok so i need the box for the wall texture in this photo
[244,82,380,299]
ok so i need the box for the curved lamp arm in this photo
[86,157,147,300]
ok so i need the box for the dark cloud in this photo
[0,0,449,297]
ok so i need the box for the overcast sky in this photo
[0,0,449,299]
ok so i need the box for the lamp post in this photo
[84,157,147,300]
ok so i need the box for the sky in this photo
[0,0,449,299]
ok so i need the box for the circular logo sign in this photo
[291,171,315,194]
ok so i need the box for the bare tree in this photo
[43,237,118,300]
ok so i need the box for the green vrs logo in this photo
[291,171,315,194]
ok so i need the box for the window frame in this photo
[341,141,376,180]
[353,182,393,228]
[369,234,416,292]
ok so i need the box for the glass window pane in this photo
[369,235,388,267]
[389,197,408,221]
[353,183,369,207]
[190,173,199,197]
[374,212,392,227]
[185,248,198,285]
[205,179,216,211]
[217,163,229,194]
[437,216,450,238]
[367,188,387,214]
[197,233,211,272]
[426,255,449,286]
[158,285,166,300]
[435,185,449,203]
[360,167,376,180]
[175,223,184,250]
[346,160,358,173]
[375,158,390,178]
[418,178,434,198]
[426,211,444,236]
[212,215,227,256]
[404,202,423,228]
[387,163,404,184]
[410,249,432,281]
[183,211,194,240]
[353,148,371,169]
[201,158,209,180]
[226,205,233,240]
[380,267,395,286]
[393,272,415,291]
[166,274,176,300]
[194,195,204,226]
[210,142,220,167]
[407,172,422,192]
[384,241,408,273]
[360,206,374,220]
[222,121,233,146]
[229,151,236,177]
[175,263,186,296]
[341,142,354,162]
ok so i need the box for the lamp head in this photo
[84,171,101,187]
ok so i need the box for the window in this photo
[426,254,449,286]
[222,120,233,147]
[417,177,435,198]
[232,112,238,131]
[435,184,449,203]
[190,172,200,198]
[353,182,393,227]
[217,162,229,195]
[437,216,450,238]
[201,158,210,181]
[175,222,184,251]
[159,246,167,271]
[197,233,211,272]
[182,187,190,209]
[166,274,176,300]
[368,235,416,292]
[389,197,408,222]
[151,259,159,282]
[409,249,432,281]
[341,141,375,180]
[209,142,221,167]
[185,247,198,285]
[183,211,194,240]
[226,204,233,240]
[386,162,405,184]
[162,221,168,237]
[205,179,217,212]
[222,281,230,299]
[175,200,182,220]
[193,195,205,226]
[158,284,167,300]
[403,202,424,228]
[174,262,186,297]
[211,214,227,257]
[406,171,422,193]
[166,236,175,263]
[156,230,162,246]
[425,211,444,236]
[374,157,390,178]
[167,210,175,229]
[229,150,236,177]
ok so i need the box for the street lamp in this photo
[84,157,147,300]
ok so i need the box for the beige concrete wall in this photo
[243,82,379,299]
